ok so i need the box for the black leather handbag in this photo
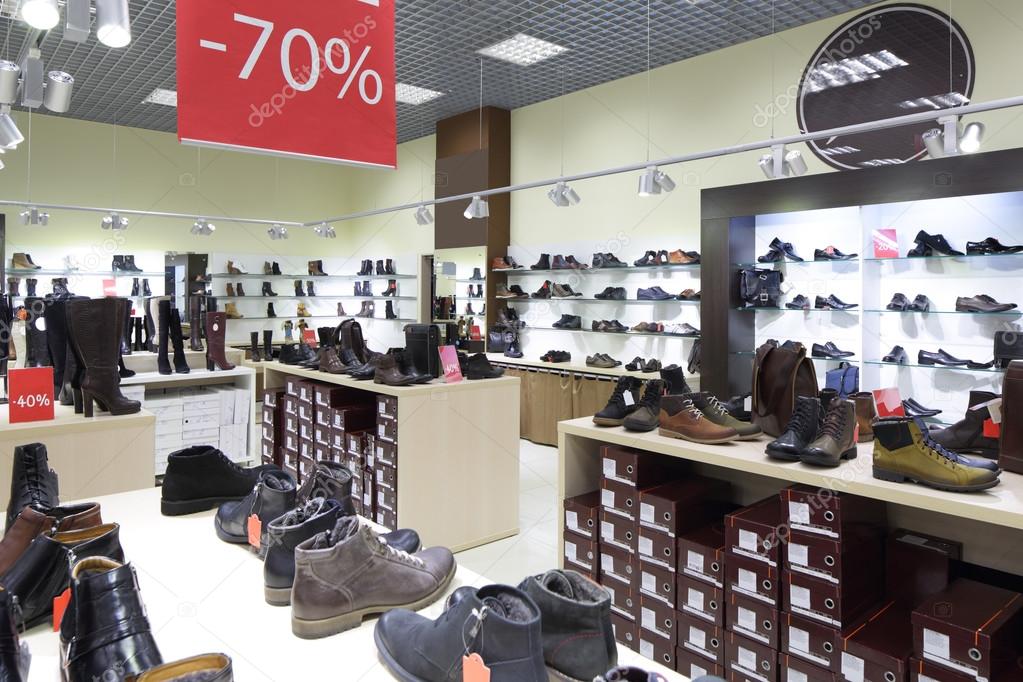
[739,268,784,308]
[995,330,1023,368]
[404,324,441,377]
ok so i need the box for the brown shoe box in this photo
[784,562,885,629]
[298,417,314,442]
[840,603,913,682]
[313,442,331,462]
[284,376,305,398]
[638,526,677,572]
[640,559,677,608]
[283,443,299,467]
[886,530,962,610]
[601,444,684,487]
[638,477,732,537]
[727,496,786,568]
[599,574,638,622]
[297,454,316,481]
[375,464,397,492]
[377,395,398,420]
[297,400,314,422]
[912,579,1023,682]
[315,403,333,427]
[640,594,677,647]
[284,412,299,436]
[329,427,346,451]
[313,384,363,410]
[329,446,345,464]
[375,439,398,467]
[907,657,982,682]
[346,431,369,458]
[726,551,784,608]
[779,653,843,682]
[261,422,277,444]
[785,525,884,586]
[377,485,397,514]
[261,453,275,467]
[376,417,397,443]
[362,470,375,516]
[677,609,725,665]
[780,485,886,540]
[679,522,728,588]
[260,438,276,464]
[782,612,841,672]
[375,507,397,531]
[678,646,726,679]
[282,394,298,416]
[351,464,364,498]
[563,529,599,577]
[347,445,368,470]
[727,591,780,650]
[639,626,677,671]
[283,462,299,484]
[262,404,276,427]
[298,437,314,461]
[363,435,376,467]
[564,491,600,540]
[726,631,779,682]
[263,387,285,408]
[601,476,639,521]
[600,509,637,555]
[678,573,725,627]
[600,543,638,591]
[313,423,331,447]
[332,405,377,432]
[611,611,639,650]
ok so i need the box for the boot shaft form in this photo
[249,332,262,361]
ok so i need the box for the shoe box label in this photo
[677,610,724,665]
[639,595,676,645]
[677,573,724,627]
[639,561,676,608]
[563,530,598,575]
[677,646,725,680]
[726,631,777,682]
[377,395,398,419]
[726,591,779,650]
[725,552,782,607]
[637,526,675,571]
[781,485,886,540]
[782,612,840,672]
[600,510,637,554]
[600,477,637,521]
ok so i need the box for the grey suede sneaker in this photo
[291,517,455,639]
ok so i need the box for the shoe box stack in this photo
[372,395,398,530]
[150,385,250,475]
[261,387,286,467]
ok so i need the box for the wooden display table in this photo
[263,363,521,552]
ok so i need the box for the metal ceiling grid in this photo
[0,0,879,144]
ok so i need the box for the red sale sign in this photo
[176,0,396,168]
[8,367,55,424]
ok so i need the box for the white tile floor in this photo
[454,439,560,585]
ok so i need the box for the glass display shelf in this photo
[502,297,700,305]
[863,360,1005,374]
[863,252,1023,263]
[209,273,417,280]
[863,308,1021,317]
[733,259,859,268]
[493,264,700,275]
[524,327,700,339]
[455,278,486,284]
[206,295,416,302]
[8,268,165,278]
[735,307,859,313]
[234,315,416,322]
[730,351,855,361]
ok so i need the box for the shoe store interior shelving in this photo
[4,248,167,302]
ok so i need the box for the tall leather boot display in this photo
[205,312,236,371]
[249,331,262,362]
[263,330,274,361]
[157,299,172,375]
[133,318,144,351]
[385,301,397,319]
[67,298,141,417]
[189,296,205,351]
[43,299,78,399]
[23,300,50,368]
[5,442,59,531]
[0,587,28,682]
[999,360,1023,474]
[120,302,132,356]
[143,298,156,352]
[169,308,190,374]
[5,278,17,296]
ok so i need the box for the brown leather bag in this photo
[751,339,819,437]
[999,360,1023,473]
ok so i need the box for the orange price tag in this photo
[247,514,261,550]
[53,588,71,631]
[983,418,1001,439]
[462,653,490,682]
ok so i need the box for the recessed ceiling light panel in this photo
[395,83,443,105]
[477,33,568,66]
[143,88,177,107]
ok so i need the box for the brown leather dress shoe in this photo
[0,503,102,575]
[668,250,698,265]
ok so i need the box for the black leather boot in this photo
[271,261,282,276]
[264,498,344,605]
[189,296,205,351]
[25,279,36,297]
[375,259,385,275]
[23,299,50,368]
[385,300,397,319]
[157,299,172,375]
[593,377,642,426]
[929,390,1000,458]
[60,558,162,681]
[124,255,143,273]
[120,300,133,356]
[249,331,262,361]
[263,330,274,360]
[143,278,152,296]
[143,297,156,352]
[0,587,29,682]
[659,364,692,395]
[375,584,547,682]
[766,396,822,461]
[518,570,616,680]
[307,280,315,297]
[294,280,304,296]
[5,442,59,531]
[214,469,296,553]
[5,278,17,296]
[267,302,277,318]
[465,353,503,380]
[169,307,190,374]
[133,317,144,351]
[262,281,277,297]
[161,446,279,516]
[67,298,141,418]
[44,298,72,398]
[131,278,140,297]
[385,259,396,275]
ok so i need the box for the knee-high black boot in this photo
[157,299,172,375]
[169,307,190,374]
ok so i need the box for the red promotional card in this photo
[9,367,56,423]
[872,229,899,258]
[438,345,463,383]
[872,387,905,418]
[302,329,318,347]
[470,325,481,341]
[102,279,117,296]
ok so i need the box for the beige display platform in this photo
[121,348,244,374]
[263,362,521,552]
[0,405,155,511]
[558,418,1023,575]
[20,487,680,682]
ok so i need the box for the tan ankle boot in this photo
[224,303,243,319]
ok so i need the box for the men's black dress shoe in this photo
[814,246,858,261]
[967,358,995,370]
[625,357,645,371]
[593,253,626,268]
[815,294,857,310]
[637,287,673,301]
[907,243,933,258]
[605,320,628,333]
[966,237,1023,255]
[907,294,932,312]
[903,398,942,418]
[552,315,582,329]
[594,286,615,300]
[887,293,911,311]
[757,249,783,263]
[956,295,1018,313]
[883,345,908,364]
[812,342,854,359]
[769,237,804,262]
[914,230,964,256]
[641,358,662,373]
[786,295,811,310]
[918,348,968,366]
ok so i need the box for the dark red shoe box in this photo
[330,446,345,464]
[638,477,731,537]
[375,507,396,530]
[282,394,298,416]
[313,423,331,447]
[351,465,364,500]
[260,438,276,465]
[640,594,677,647]
[726,551,784,608]
[600,575,638,622]
[780,485,886,540]
[284,376,305,398]
[639,560,677,608]
[784,562,884,629]
[840,602,913,682]
[600,543,637,591]
[907,657,987,682]
[261,404,276,426]
[377,485,397,514]
[727,496,786,568]
[601,476,639,521]
[726,631,779,682]
[297,454,316,481]
[298,417,313,442]
[678,573,725,627]
[284,412,299,436]
[886,529,961,609]
[785,525,884,586]
[778,653,843,682]
[315,404,333,427]
[313,442,330,462]
[363,435,376,467]
[376,417,397,443]
[262,387,285,408]
[638,525,677,572]
[313,384,363,410]
[782,612,841,672]
[678,646,726,679]
[679,522,728,588]
[331,405,376,432]
[377,395,398,420]
[346,431,369,458]
[297,400,314,422]
[283,462,299,484]
[601,444,685,488]
[564,491,600,540]
[375,439,398,467]
[677,609,726,665]
[375,463,397,492]
[563,529,599,577]
[639,627,676,671]
[298,437,314,461]
[282,443,298,467]
[362,470,375,516]
[727,591,780,650]
[330,427,346,451]
[912,579,1023,682]
[261,422,276,444]
[611,611,639,650]
[347,447,368,471]
[600,509,637,555]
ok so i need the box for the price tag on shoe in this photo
[872,387,904,418]
[8,367,55,424]
[439,346,463,383]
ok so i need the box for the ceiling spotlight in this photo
[464,195,490,220]
[0,62,21,106]
[95,0,132,48]
[414,205,434,226]
[923,116,985,158]
[0,111,24,149]
[547,181,581,207]
[20,207,49,226]
[43,71,74,113]
[758,145,809,179]
[101,212,128,230]
[267,224,289,240]
[21,0,60,30]
[191,219,215,236]
[314,223,337,239]
[638,166,676,197]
